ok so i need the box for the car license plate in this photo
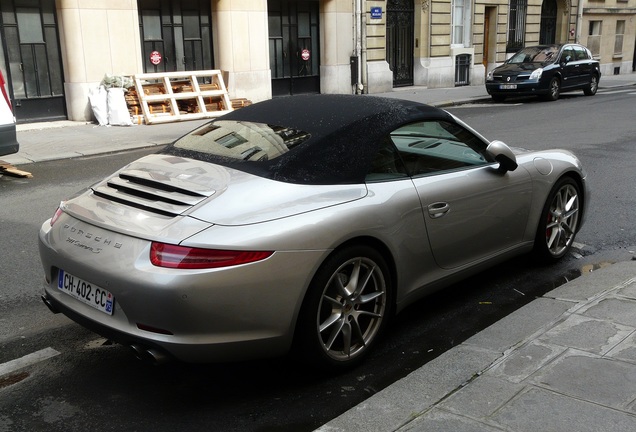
[499,84,517,90]
[57,269,115,315]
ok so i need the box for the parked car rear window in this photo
[172,120,311,162]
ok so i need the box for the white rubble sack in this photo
[107,87,133,126]
[88,85,108,126]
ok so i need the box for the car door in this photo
[390,120,533,269]
[573,45,594,87]
[559,46,581,89]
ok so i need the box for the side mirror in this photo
[486,140,518,172]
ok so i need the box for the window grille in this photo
[455,54,471,86]
[507,0,527,52]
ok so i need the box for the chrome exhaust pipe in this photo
[130,344,146,362]
[130,344,170,365]
[144,348,170,365]
[41,295,60,314]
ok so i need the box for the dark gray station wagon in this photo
[486,44,601,102]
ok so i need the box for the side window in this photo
[561,48,575,63]
[574,46,589,61]
[389,120,488,177]
[365,137,409,182]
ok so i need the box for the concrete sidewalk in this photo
[318,260,636,432]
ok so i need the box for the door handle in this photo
[428,202,450,219]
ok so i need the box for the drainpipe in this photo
[576,0,584,43]
[353,0,362,93]
[361,0,368,94]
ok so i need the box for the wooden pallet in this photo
[0,160,33,178]
[133,70,233,124]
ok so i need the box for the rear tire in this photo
[533,177,581,263]
[584,74,599,96]
[294,245,392,371]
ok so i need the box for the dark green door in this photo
[138,0,213,73]
[386,0,414,87]
[539,0,557,45]
[268,0,320,97]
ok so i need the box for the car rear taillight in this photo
[50,203,65,226]
[150,242,273,269]
[0,70,12,111]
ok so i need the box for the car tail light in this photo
[150,242,273,269]
[50,202,65,226]
[1,70,12,111]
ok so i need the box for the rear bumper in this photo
[41,285,295,363]
[38,215,325,364]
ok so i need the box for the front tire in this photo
[533,177,581,262]
[543,77,561,101]
[295,245,392,370]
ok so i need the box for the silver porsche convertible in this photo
[39,95,587,370]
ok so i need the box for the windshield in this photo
[508,46,559,65]
[172,120,311,162]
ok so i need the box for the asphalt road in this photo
[1,88,635,432]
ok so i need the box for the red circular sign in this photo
[150,50,162,65]
[301,49,310,61]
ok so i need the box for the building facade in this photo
[0,0,633,123]
[580,0,636,76]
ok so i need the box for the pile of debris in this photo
[0,160,32,178]
[90,71,252,126]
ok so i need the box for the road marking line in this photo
[600,90,634,95]
[0,347,61,377]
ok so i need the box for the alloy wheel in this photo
[585,75,598,96]
[545,183,580,257]
[548,78,560,100]
[316,256,387,362]
[590,76,598,93]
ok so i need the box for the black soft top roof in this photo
[163,94,453,184]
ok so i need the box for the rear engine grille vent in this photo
[92,169,214,217]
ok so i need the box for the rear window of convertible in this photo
[171,120,311,162]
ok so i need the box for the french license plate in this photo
[499,84,517,90]
[57,270,115,315]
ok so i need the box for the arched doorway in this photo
[386,0,414,87]
[539,0,557,44]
